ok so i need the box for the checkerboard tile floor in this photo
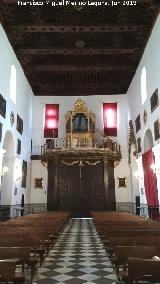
[31,219,117,284]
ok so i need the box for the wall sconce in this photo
[134,171,143,180]
[0,166,8,177]
[151,164,160,175]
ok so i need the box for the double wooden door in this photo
[47,158,116,216]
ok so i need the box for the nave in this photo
[33,219,116,284]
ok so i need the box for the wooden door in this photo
[47,158,116,215]
[57,161,104,214]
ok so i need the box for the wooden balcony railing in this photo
[31,136,122,162]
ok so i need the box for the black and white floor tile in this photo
[31,219,117,284]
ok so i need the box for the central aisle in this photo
[35,219,117,284]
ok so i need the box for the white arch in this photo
[144,128,153,153]
[1,131,15,207]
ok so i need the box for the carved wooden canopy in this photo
[0,0,160,96]
[65,98,95,137]
[65,98,95,123]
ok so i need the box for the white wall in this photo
[31,94,132,204]
[127,14,160,205]
[30,161,47,204]
[127,15,160,151]
[0,24,33,208]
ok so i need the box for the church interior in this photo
[0,0,160,283]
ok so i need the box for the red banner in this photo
[142,149,159,220]
[44,104,59,138]
[103,103,117,136]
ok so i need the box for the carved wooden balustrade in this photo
[31,136,122,164]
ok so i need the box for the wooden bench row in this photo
[92,211,160,283]
[0,211,70,283]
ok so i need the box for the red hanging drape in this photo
[103,103,117,136]
[142,149,159,219]
[44,104,59,138]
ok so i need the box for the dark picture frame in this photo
[150,89,159,112]
[17,139,21,155]
[117,177,127,188]
[0,94,6,118]
[14,188,17,195]
[21,160,27,188]
[0,122,2,142]
[154,119,160,141]
[137,137,142,153]
[34,178,43,189]
[16,114,23,135]
[135,114,141,133]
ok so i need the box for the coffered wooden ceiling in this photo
[0,0,160,96]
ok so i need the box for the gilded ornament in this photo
[128,120,138,164]
[72,98,89,118]
[61,160,100,167]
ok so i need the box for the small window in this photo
[10,65,16,104]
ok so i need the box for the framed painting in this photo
[154,119,160,141]
[0,94,6,118]
[137,137,142,153]
[34,178,43,189]
[0,122,2,142]
[117,177,127,188]
[150,89,159,112]
[135,114,141,133]
[16,114,23,135]
[21,160,27,188]
[17,139,21,155]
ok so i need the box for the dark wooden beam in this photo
[16,48,141,55]
[33,89,126,96]
[8,25,149,33]
[26,65,134,72]
[31,83,116,89]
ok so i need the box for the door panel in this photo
[47,159,116,214]
[58,161,104,212]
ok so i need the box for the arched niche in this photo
[1,131,15,206]
[144,128,153,152]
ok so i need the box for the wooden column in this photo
[103,158,116,211]
[103,158,109,210]
[47,158,58,210]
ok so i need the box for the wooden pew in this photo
[0,247,38,281]
[120,257,160,283]
[0,211,70,281]
[104,236,160,255]
[0,227,57,253]
[0,259,25,284]
[0,212,70,262]
[0,234,48,266]
[112,246,156,276]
